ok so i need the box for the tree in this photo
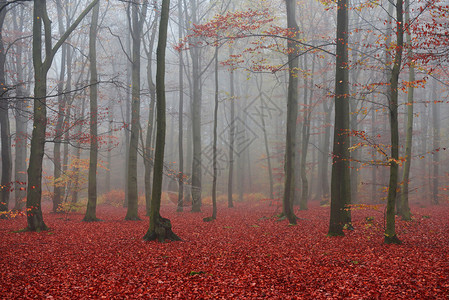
[227,50,235,208]
[328,0,352,236]
[282,0,300,225]
[142,13,158,216]
[125,0,148,221]
[398,0,413,221]
[0,0,11,215]
[384,0,403,244]
[188,0,203,213]
[431,80,440,205]
[299,55,315,211]
[177,0,184,212]
[83,0,101,222]
[143,0,180,242]
[204,44,219,222]
[11,3,29,210]
[26,0,99,231]
[52,0,69,213]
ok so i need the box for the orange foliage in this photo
[99,190,125,207]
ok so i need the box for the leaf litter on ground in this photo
[1,201,448,299]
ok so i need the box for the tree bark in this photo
[398,0,413,220]
[144,17,158,216]
[204,45,219,222]
[282,0,299,225]
[84,0,100,222]
[431,80,440,205]
[12,6,28,210]
[143,0,180,242]
[227,58,235,208]
[299,57,314,210]
[126,0,148,221]
[27,0,98,231]
[328,0,351,236]
[385,0,403,244]
[177,0,184,212]
[52,0,68,213]
[71,96,86,204]
[319,99,331,204]
[0,0,11,214]
[189,0,202,212]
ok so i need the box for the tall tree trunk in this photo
[61,26,73,202]
[13,5,28,210]
[177,0,184,212]
[84,0,100,222]
[52,0,67,213]
[123,32,131,209]
[0,0,11,214]
[349,96,359,204]
[385,0,403,244]
[143,0,180,242]
[27,0,98,231]
[71,96,86,204]
[300,57,314,210]
[126,0,148,221]
[432,80,440,205]
[371,108,377,203]
[398,0,413,220]
[227,59,235,208]
[106,99,113,193]
[328,0,351,236]
[257,85,274,200]
[282,0,299,225]
[319,100,331,204]
[205,45,219,222]
[144,17,158,216]
[190,0,202,212]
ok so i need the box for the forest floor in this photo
[1,199,448,299]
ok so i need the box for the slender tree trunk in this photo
[13,6,28,210]
[143,0,180,242]
[177,0,184,212]
[227,61,235,208]
[282,0,299,224]
[349,100,359,204]
[300,57,314,210]
[328,0,351,236]
[0,0,11,214]
[126,1,148,221]
[84,0,100,222]
[212,53,218,218]
[399,0,413,220]
[320,100,331,204]
[11,1,27,210]
[371,108,377,203]
[106,99,113,193]
[432,80,440,205]
[191,64,202,212]
[385,0,403,244]
[205,45,219,221]
[27,0,99,231]
[124,33,131,209]
[143,17,157,216]
[258,89,274,200]
[71,96,86,203]
[61,35,72,201]
[52,0,67,213]
[27,0,51,231]
[190,0,202,212]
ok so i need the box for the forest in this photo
[0,0,448,298]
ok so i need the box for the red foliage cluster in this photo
[411,0,449,64]
[1,202,448,298]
